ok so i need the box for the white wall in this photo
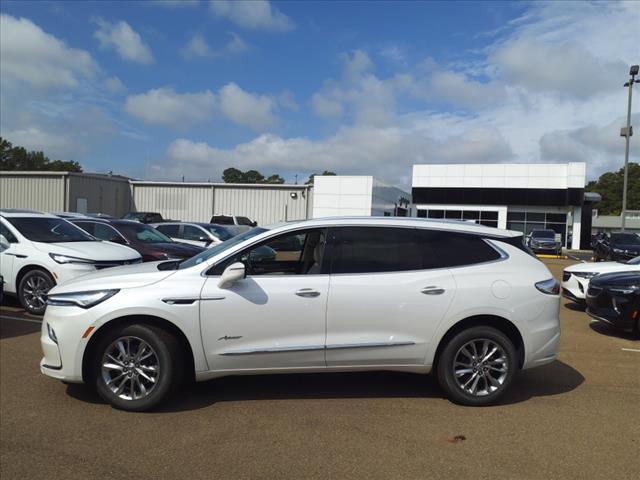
[412,163,586,189]
[312,176,373,217]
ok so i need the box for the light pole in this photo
[620,65,639,231]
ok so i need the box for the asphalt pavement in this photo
[1,259,638,480]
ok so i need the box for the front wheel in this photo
[18,269,55,315]
[436,326,517,406]
[94,324,183,411]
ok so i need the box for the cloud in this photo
[0,14,97,89]
[125,88,216,127]
[104,76,125,93]
[218,82,277,130]
[180,32,248,60]
[152,0,200,7]
[93,19,154,64]
[209,0,294,32]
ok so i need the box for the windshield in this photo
[205,225,234,241]
[179,227,267,269]
[117,222,173,243]
[6,217,95,243]
[532,230,555,239]
[611,233,640,245]
[123,212,146,221]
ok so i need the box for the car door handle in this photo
[421,286,445,295]
[295,288,321,298]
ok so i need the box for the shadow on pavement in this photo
[66,360,584,413]
[0,316,41,339]
[589,321,639,341]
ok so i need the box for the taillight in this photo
[535,278,560,295]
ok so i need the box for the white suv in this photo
[40,217,560,411]
[0,210,142,315]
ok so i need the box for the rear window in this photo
[211,215,234,225]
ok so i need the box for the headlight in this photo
[612,248,624,253]
[573,272,596,279]
[46,289,119,308]
[49,253,94,265]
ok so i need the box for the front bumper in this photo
[586,307,637,332]
[561,273,589,302]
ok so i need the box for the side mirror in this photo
[0,234,10,251]
[217,262,246,289]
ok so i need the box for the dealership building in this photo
[0,161,617,250]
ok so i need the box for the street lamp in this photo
[620,65,639,231]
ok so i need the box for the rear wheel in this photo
[93,324,183,411]
[18,269,55,315]
[436,326,517,406]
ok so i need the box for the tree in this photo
[586,162,639,215]
[305,170,337,185]
[222,168,284,184]
[0,137,82,172]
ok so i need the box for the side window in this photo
[237,217,253,226]
[330,227,423,274]
[211,228,326,276]
[0,221,18,243]
[156,224,179,237]
[73,221,95,236]
[183,225,205,241]
[415,229,502,268]
[94,223,124,243]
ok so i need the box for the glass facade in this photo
[417,209,499,228]
[507,211,568,245]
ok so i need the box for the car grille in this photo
[587,285,602,297]
[562,271,571,282]
[94,258,142,270]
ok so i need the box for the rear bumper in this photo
[521,294,561,369]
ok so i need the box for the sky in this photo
[0,0,638,187]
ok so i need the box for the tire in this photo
[93,323,184,412]
[18,269,55,315]
[436,326,517,406]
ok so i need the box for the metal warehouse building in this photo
[0,172,313,225]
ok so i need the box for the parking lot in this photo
[0,258,638,480]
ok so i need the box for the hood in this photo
[565,260,637,275]
[34,240,140,261]
[611,243,640,252]
[49,260,175,294]
[590,270,640,287]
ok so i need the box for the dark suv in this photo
[526,229,562,255]
[593,232,640,262]
[71,218,203,262]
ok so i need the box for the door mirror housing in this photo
[218,262,246,289]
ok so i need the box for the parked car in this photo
[209,214,256,234]
[70,218,204,262]
[562,256,640,303]
[586,271,640,335]
[593,232,640,262]
[0,211,141,315]
[41,217,560,411]
[123,212,165,224]
[526,229,562,255]
[151,222,235,248]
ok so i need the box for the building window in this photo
[507,211,567,245]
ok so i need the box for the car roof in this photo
[0,209,59,218]
[263,216,521,237]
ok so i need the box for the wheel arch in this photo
[16,264,55,291]
[82,314,195,384]
[433,315,525,370]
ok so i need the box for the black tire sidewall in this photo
[18,269,55,315]
[94,323,181,412]
[437,326,517,406]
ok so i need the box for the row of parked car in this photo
[562,254,640,335]
[0,209,256,315]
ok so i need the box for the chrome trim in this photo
[162,298,198,305]
[219,340,416,356]
[201,296,225,301]
[421,286,445,295]
[325,341,416,350]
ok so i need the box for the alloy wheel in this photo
[453,338,509,397]
[101,336,160,401]
[22,274,51,311]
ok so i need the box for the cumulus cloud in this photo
[104,76,125,93]
[0,14,97,89]
[125,88,216,127]
[209,0,294,32]
[180,32,248,59]
[94,19,154,64]
[218,82,277,130]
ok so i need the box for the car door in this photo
[324,226,456,367]
[199,227,329,371]
[181,225,210,247]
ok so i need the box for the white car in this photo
[151,222,235,248]
[0,210,142,315]
[561,256,640,303]
[40,217,560,411]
